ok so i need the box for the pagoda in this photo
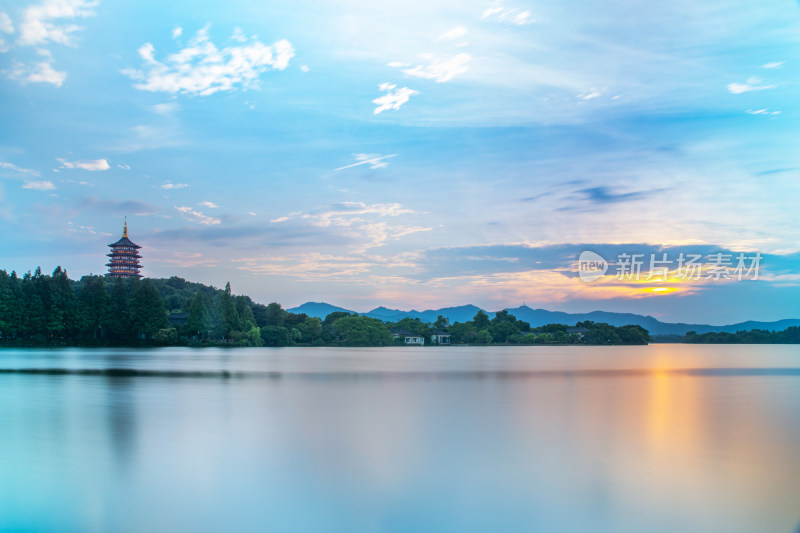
[107,218,142,277]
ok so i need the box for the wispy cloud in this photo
[556,186,659,211]
[482,2,534,25]
[122,24,294,96]
[373,83,418,114]
[160,182,188,189]
[334,153,397,171]
[0,12,14,53]
[61,179,93,186]
[152,102,179,115]
[175,205,220,225]
[0,160,40,176]
[727,77,777,94]
[761,61,784,69]
[199,201,218,208]
[57,157,110,171]
[66,221,108,236]
[5,50,66,86]
[578,88,602,100]
[22,180,55,191]
[436,26,468,41]
[302,202,414,227]
[746,108,780,116]
[399,52,471,83]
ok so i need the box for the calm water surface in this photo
[1,344,799,532]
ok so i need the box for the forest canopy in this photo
[0,266,697,348]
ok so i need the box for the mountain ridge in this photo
[287,302,800,337]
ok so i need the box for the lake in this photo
[1,344,799,532]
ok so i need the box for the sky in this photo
[1,0,799,324]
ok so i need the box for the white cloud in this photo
[6,54,66,86]
[334,153,397,171]
[727,77,776,94]
[482,2,534,25]
[0,12,12,34]
[231,27,246,43]
[436,26,467,41]
[18,0,97,47]
[300,65,309,72]
[117,164,130,170]
[0,12,13,52]
[746,108,781,115]
[270,216,290,223]
[761,61,783,69]
[199,200,218,208]
[400,52,471,83]
[302,202,414,228]
[66,221,106,235]
[57,157,110,170]
[152,102,179,114]
[0,160,40,176]
[160,182,188,189]
[578,89,601,100]
[171,26,182,39]
[3,1,96,86]
[373,83,418,114]
[248,211,257,216]
[122,25,295,96]
[175,206,220,225]
[23,180,56,190]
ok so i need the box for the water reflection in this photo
[104,376,137,472]
[0,345,799,532]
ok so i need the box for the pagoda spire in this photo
[107,218,142,278]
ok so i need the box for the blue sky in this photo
[1,0,799,324]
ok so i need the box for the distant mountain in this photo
[365,304,486,324]
[287,302,800,337]
[287,302,356,318]
[496,306,800,336]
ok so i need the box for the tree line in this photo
[682,328,800,344]
[1,267,651,347]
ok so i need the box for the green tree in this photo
[473,310,490,331]
[476,330,493,344]
[264,302,287,327]
[154,327,178,344]
[261,325,292,346]
[0,270,23,339]
[78,275,109,340]
[330,316,393,346]
[185,291,210,338]
[448,322,477,344]
[297,316,322,343]
[323,311,351,327]
[217,282,241,339]
[490,321,519,343]
[106,277,131,343]
[130,279,169,341]
[235,296,256,327]
[433,315,449,331]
